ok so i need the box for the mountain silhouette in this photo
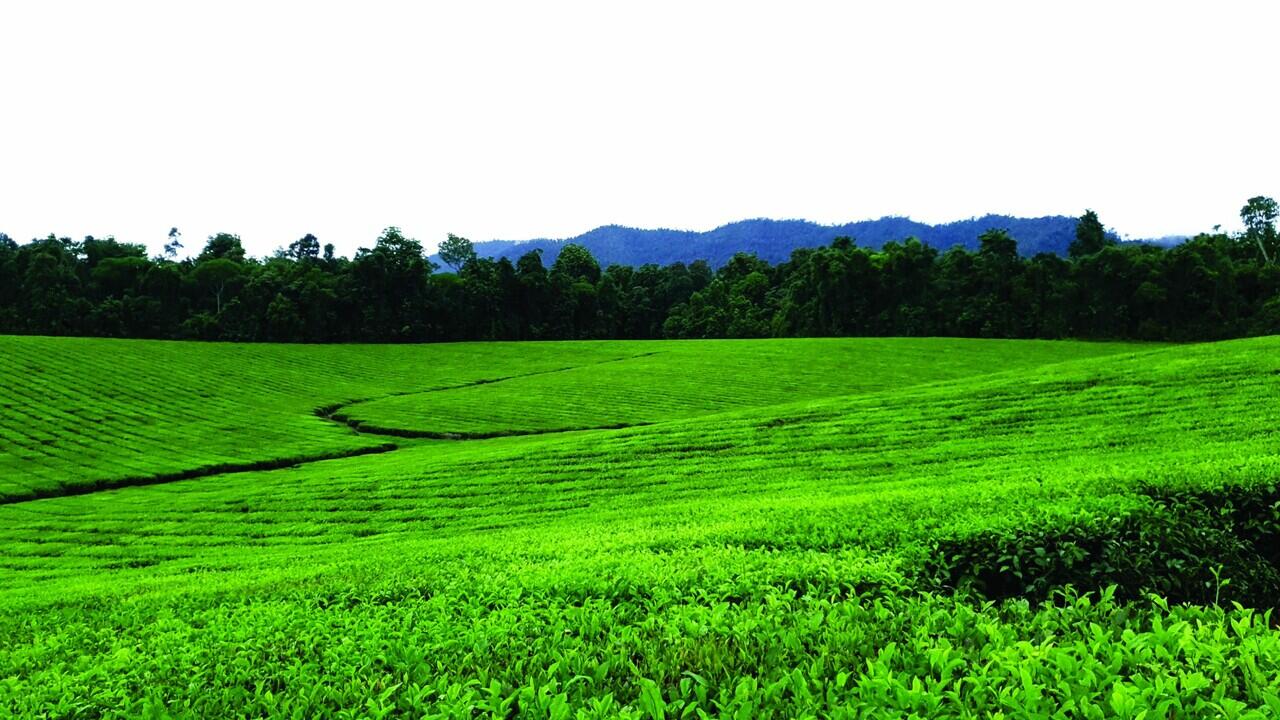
[447,215,1171,268]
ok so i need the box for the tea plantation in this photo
[0,336,1135,500]
[3,335,1280,718]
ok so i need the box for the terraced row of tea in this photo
[3,335,1278,717]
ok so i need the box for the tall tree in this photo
[1240,196,1278,264]
[193,258,242,314]
[1068,210,1111,258]
[438,233,476,272]
[19,236,85,333]
[163,227,183,259]
[287,233,321,262]
[198,233,247,263]
[349,227,435,340]
[551,244,601,284]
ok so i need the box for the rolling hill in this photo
[0,336,1137,501]
[2,335,1278,717]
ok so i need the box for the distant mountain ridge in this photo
[446,215,1171,269]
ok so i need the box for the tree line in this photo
[2,198,1278,343]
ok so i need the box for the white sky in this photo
[1,1,1275,258]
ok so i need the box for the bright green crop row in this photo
[0,335,1139,500]
[5,572,1278,718]
[2,336,1279,717]
[338,338,1145,436]
[0,336,635,501]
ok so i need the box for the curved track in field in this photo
[6,339,1158,506]
[317,352,663,439]
[2,353,664,506]
[0,443,401,506]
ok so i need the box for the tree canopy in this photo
[1,201,1277,343]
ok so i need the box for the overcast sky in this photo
[1,1,1275,258]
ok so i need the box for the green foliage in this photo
[285,233,321,263]
[925,482,1280,604]
[1069,209,1113,258]
[198,232,247,263]
[0,336,636,501]
[1241,195,1279,264]
[437,233,477,272]
[192,257,242,313]
[4,199,1280,343]
[3,336,1280,716]
[0,336,1135,500]
[551,243,602,284]
[338,337,1141,437]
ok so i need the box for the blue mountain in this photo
[446,216,1170,269]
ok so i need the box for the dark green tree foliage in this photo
[1068,210,1112,258]
[548,244,604,338]
[349,227,436,340]
[3,201,1280,343]
[0,234,18,329]
[972,229,1023,337]
[551,243,601,284]
[1241,196,1278,264]
[199,233,247,263]
[437,233,476,272]
[772,237,873,336]
[514,250,552,338]
[875,240,938,336]
[286,234,321,263]
[193,259,241,315]
[16,236,86,334]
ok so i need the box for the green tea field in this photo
[3,335,1280,718]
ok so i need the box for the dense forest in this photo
[2,198,1277,343]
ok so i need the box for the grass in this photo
[3,335,1280,717]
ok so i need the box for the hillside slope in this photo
[0,336,1139,501]
[2,337,1278,716]
[338,338,1142,437]
[0,337,631,501]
